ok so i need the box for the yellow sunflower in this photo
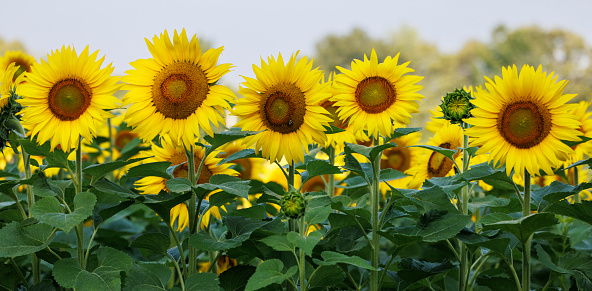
[233,52,332,164]
[122,29,236,148]
[219,141,264,181]
[379,131,422,192]
[407,123,463,188]
[135,136,238,231]
[564,101,592,166]
[1,63,25,108]
[332,49,423,138]
[465,65,581,179]
[17,46,121,152]
[0,50,35,81]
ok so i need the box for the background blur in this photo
[2,0,592,128]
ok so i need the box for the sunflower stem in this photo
[328,146,336,197]
[522,170,532,291]
[106,118,114,180]
[459,122,470,291]
[299,216,307,291]
[186,144,198,275]
[370,136,382,291]
[19,137,40,283]
[287,163,298,291]
[74,138,86,270]
[573,166,581,203]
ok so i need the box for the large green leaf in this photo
[83,157,147,185]
[313,251,376,270]
[404,185,460,213]
[410,145,458,164]
[341,152,373,182]
[288,231,323,256]
[390,259,455,290]
[219,265,256,291]
[546,200,592,225]
[203,129,263,155]
[245,259,298,291]
[165,177,193,193]
[0,222,55,258]
[482,212,559,243]
[189,232,246,252]
[185,272,223,291]
[307,265,346,289]
[119,161,172,185]
[131,233,170,256]
[123,263,171,291]
[18,138,70,170]
[30,192,96,234]
[384,127,422,141]
[53,247,133,290]
[259,233,294,252]
[535,245,592,290]
[306,191,332,225]
[300,160,342,186]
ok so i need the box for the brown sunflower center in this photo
[355,76,396,114]
[497,101,551,149]
[48,78,92,121]
[259,83,306,134]
[115,130,138,149]
[152,62,209,120]
[381,147,411,171]
[14,61,30,80]
[427,142,455,177]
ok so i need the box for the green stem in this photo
[75,139,85,270]
[522,170,531,291]
[207,251,221,273]
[459,122,470,291]
[467,254,491,288]
[299,216,307,291]
[446,239,461,261]
[328,146,336,197]
[167,223,187,278]
[288,163,296,233]
[573,166,581,203]
[167,253,186,291]
[186,145,198,275]
[84,221,104,270]
[370,136,382,291]
[19,143,41,283]
[503,257,522,291]
[10,257,29,288]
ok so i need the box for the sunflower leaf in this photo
[546,200,592,225]
[562,136,592,148]
[123,263,171,291]
[383,127,422,140]
[482,212,559,243]
[83,156,148,185]
[245,259,298,291]
[30,192,96,234]
[120,161,172,186]
[216,149,264,166]
[203,129,263,155]
[409,145,457,163]
[323,124,345,134]
[166,177,193,193]
[131,233,170,255]
[344,142,397,162]
[313,251,376,270]
[300,160,342,186]
[18,138,70,170]
[0,221,55,258]
[185,272,223,291]
[342,152,373,182]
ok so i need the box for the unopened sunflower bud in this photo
[280,190,306,219]
[439,88,475,123]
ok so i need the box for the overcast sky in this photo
[2,0,592,87]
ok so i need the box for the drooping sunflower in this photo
[407,123,463,188]
[0,50,35,81]
[379,130,422,191]
[233,52,332,164]
[465,65,581,178]
[122,29,236,148]
[332,49,424,138]
[135,136,238,231]
[17,46,121,152]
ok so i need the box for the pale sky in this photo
[2,0,592,88]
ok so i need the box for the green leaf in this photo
[142,192,192,226]
[532,181,592,210]
[189,232,245,252]
[166,177,193,193]
[91,179,140,200]
[204,130,263,154]
[341,152,372,182]
[562,135,592,148]
[53,247,132,290]
[384,127,422,140]
[300,160,342,186]
[83,157,147,185]
[344,141,397,162]
[482,212,559,243]
[378,229,423,247]
[219,265,256,291]
[410,145,457,164]
[306,192,332,225]
[30,192,96,234]
[18,138,70,169]
[131,233,170,255]
[186,272,223,291]
[404,185,460,213]
[546,200,592,225]
[124,263,171,291]
[217,149,263,166]
[379,168,407,182]
[32,173,57,197]
[308,265,345,288]
[323,124,346,134]
[0,261,18,290]
[92,200,136,226]
[407,211,471,242]
[288,231,323,256]
[245,259,297,291]
[120,161,172,186]
[314,251,376,270]
[391,259,454,289]
[259,234,294,252]
[468,195,511,213]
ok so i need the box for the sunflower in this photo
[233,52,332,164]
[135,136,238,231]
[426,86,479,133]
[465,65,581,179]
[1,63,24,108]
[0,50,35,81]
[122,29,235,148]
[563,101,592,166]
[332,49,423,138]
[17,46,120,152]
[379,130,421,191]
[407,123,463,188]
[219,141,263,181]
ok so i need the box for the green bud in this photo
[280,190,306,219]
[439,88,476,123]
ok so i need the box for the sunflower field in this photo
[1,28,592,291]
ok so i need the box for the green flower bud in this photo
[439,88,476,123]
[280,190,306,219]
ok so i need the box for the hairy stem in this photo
[522,170,532,291]
[370,136,382,291]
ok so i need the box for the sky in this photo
[2,0,592,88]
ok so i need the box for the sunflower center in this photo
[381,148,411,171]
[48,78,92,121]
[322,101,347,129]
[152,62,209,120]
[14,61,30,80]
[115,130,138,149]
[355,76,396,114]
[498,101,551,149]
[259,83,306,134]
[427,142,455,177]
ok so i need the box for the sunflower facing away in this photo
[233,52,332,164]
[407,123,463,188]
[122,29,236,148]
[0,50,35,81]
[332,49,424,138]
[465,65,581,178]
[135,136,238,231]
[17,46,120,152]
